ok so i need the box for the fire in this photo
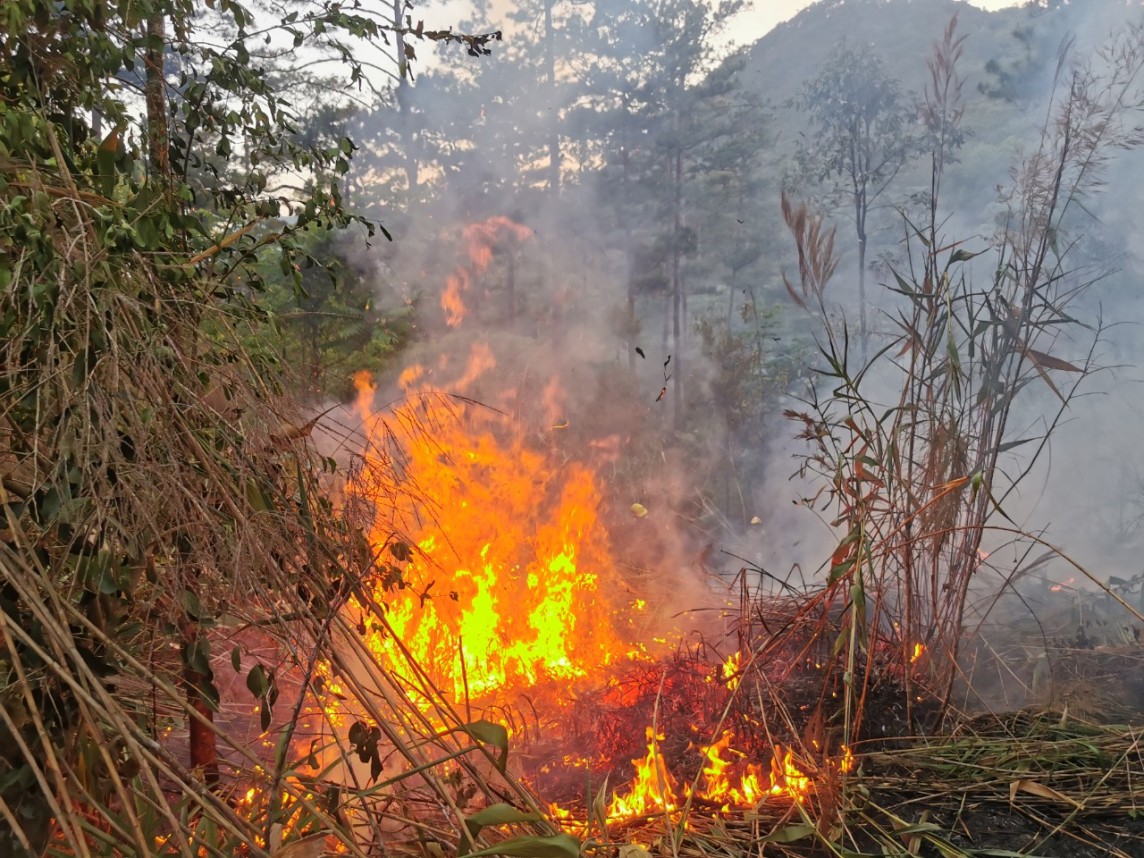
[839,744,855,774]
[1050,576,1076,592]
[440,216,533,327]
[607,729,678,818]
[698,730,767,809]
[721,651,742,691]
[339,217,842,831]
[350,349,634,705]
[910,642,926,664]
[767,744,811,799]
[602,730,830,820]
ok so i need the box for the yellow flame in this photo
[767,744,811,800]
[607,729,677,818]
[721,651,741,691]
[350,352,631,705]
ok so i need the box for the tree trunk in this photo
[393,0,418,194]
[853,178,868,365]
[144,14,169,176]
[623,93,635,375]
[544,0,559,195]
[727,267,737,330]
[507,251,516,327]
[148,13,218,787]
[179,618,219,788]
[857,229,868,365]
[671,138,683,428]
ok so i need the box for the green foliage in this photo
[250,227,414,400]
[0,0,510,853]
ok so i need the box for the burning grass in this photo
[11,20,1144,854]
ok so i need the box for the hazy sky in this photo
[432,0,1027,54]
[728,0,1022,47]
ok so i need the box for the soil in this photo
[930,805,1144,858]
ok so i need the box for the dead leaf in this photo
[1009,779,1082,808]
[1026,349,1082,372]
[270,832,329,858]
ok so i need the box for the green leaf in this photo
[461,834,580,858]
[949,248,984,263]
[231,646,242,672]
[760,823,815,843]
[186,640,212,677]
[463,719,510,773]
[889,268,915,296]
[246,479,271,513]
[995,437,1035,454]
[247,663,268,698]
[465,804,543,839]
[827,558,854,585]
[181,588,202,619]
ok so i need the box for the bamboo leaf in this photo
[1030,361,1066,404]
[461,834,580,858]
[949,248,984,263]
[995,437,1036,454]
[1009,779,1082,808]
[463,719,510,773]
[759,823,815,843]
[465,804,542,839]
[247,663,268,698]
[1026,349,1082,372]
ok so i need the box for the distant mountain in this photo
[737,0,1144,138]
[739,0,992,106]
[733,0,1144,235]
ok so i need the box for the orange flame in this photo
[350,354,632,705]
[839,744,855,774]
[910,642,926,664]
[698,730,767,809]
[607,729,678,818]
[1050,576,1076,592]
[767,744,811,800]
[440,216,533,327]
[603,732,826,820]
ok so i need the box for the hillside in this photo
[736,0,1144,228]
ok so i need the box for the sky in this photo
[726,0,1023,47]
[427,0,1026,60]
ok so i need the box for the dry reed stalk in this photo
[771,19,1144,768]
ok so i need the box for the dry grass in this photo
[775,17,1144,746]
[0,118,553,855]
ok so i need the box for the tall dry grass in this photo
[776,17,1144,745]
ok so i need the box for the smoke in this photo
[325,0,1144,680]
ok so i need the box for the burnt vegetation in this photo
[5,0,1144,857]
